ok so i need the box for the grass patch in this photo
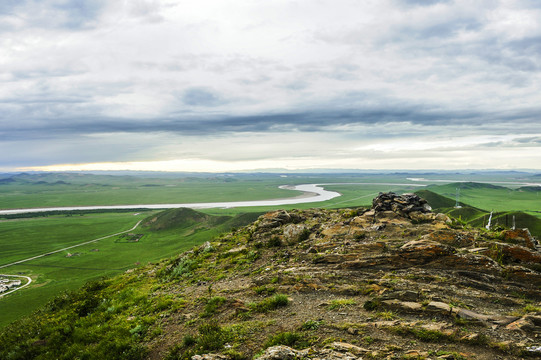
[388,325,455,343]
[166,321,229,360]
[328,299,356,310]
[171,257,199,278]
[363,298,381,311]
[266,236,283,248]
[376,310,396,320]
[201,296,227,318]
[253,285,276,296]
[249,294,290,313]
[301,320,323,331]
[523,304,541,313]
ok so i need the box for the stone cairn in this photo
[372,192,432,217]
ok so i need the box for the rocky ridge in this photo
[3,192,540,360]
[148,192,541,360]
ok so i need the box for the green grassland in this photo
[0,213,148,265]
[425,182,541,218]
[2,171,539,210]
[0,173,299,209]
[0,209,260,327]
[415,187,541,238]
[0,172,432,210]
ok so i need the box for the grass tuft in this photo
[249,294,290,313]
[329,298,356,310]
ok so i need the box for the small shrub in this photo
[246,250,260,262]
[298,229,311,241]
[363,298,380,311]
[411,328,447,342]
[523,304,541,313]
[363,336,375,345]
[390,326,453,343]
[266,237,282,248]
[453,317,472,326]
[154,297,175,312]
[254,285,276,296]
[182,334,197,347]
[376,311,396,320]
[201,296,227,318]
[224,349,248,360]
[75,296,100,317]
[198,321,226,352]
[171,257,198,278]
[358,285,374,295]
[250,294,290,312]
[301,320,322,331]
[129,324,146,337]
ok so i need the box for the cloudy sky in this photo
[1,0,540,172]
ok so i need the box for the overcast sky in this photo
[1,0,540,172]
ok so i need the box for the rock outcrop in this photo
[154,192,541,360]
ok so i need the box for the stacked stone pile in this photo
[372,192,432,216]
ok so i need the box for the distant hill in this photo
[453,181,508,190]
[143,208,218,231]
[142,208,262,233]
[0,177,16,185]
[414,189,456,209]
[517,186,541,192]
[414,189,489,223]
[468,211,541,237]
[415,188,541,238]
[445,205,488,222]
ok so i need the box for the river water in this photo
[0,184,341,215]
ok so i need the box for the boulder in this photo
[399,240,456,264]
[283,224,309,244]
[425,301,452,314]
[481,243,541,264]
[381,299,423,312]
[506,315,541,333]
[256,210,301,231]
[501,228,540,250]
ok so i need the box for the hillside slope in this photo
[415,189,541,239]
[1,193,541,360]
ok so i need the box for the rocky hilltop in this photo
[2,193,541,360]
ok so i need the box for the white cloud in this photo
[0,0,540,171]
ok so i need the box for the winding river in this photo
[0,184,342,215]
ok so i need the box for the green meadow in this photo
[0,176,296,209]
[0,209,260,327]
[425,182,541,219]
